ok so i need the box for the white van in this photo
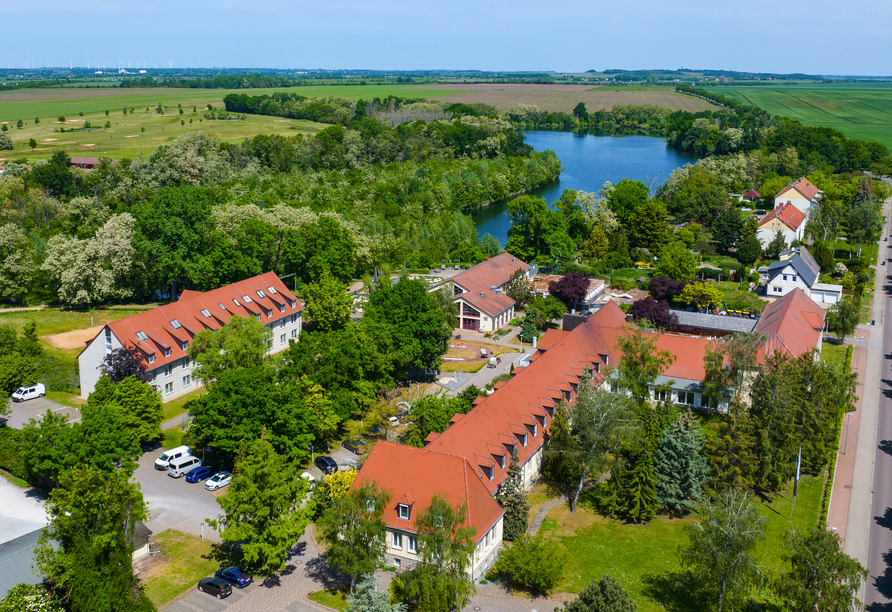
[11,383,45,402]
[155,446,191,471]
[168,455,202,478]
[480,348,488,358]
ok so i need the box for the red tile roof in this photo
[452,253,528,316]
[776,177,820,201]
[536,329,568,352]
[758,202,805,231]
[95,272,302,368]
[353,441,504,543]
[755,288,824,359]
[743,189,761,199]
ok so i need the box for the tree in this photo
[347,574,407,612]
[0,133,11,151]
[493,534,566,595]
[35,467,152,612]
[209,436,311,574]
[519,311,539,343]
[711,206,744,251]
[705,398,757,491]
[405,392,467,447]
[189,315,272,385]
[414,494,476,608]
[764,231,787,260]
[88,375,163,446]
[549,272,590,309]
[319,479,391,589]
[847,199,881,259]
[583,226,610,260]
[431,286,459,330]
[736,234,762,266]
[28,138,37,151]
[529,296,567,329]
[495,452,530,541]
[827,298,859,339]
[0,352,39,394]
[283,216,359,283]
[304,270,353,332]
[0,223,36,300]
[679,489,766,612]
[655,241,697,282]
[505,196,548,261]
[613,324,675,408]
[678,282,723,311]
[809,241,835,273]
[626,200,669,249]
[100,346,150,384]
[628,297,678,329]
[561,575,637,612]
[573,102,589,121]
[479,233,501,258]
[655,411,709,514]
[647,275,687,302]
[773,527,867,612]
[503,268,535,309]
[606,179,649,224]
[0,583,64,612]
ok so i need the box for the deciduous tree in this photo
[678,282,723,311]
[493,534,566,595]
[100,346,150,384]
[189,315,272,385]
[414,494,476,607]
[828,297,859,339]
[495,451,530,541]
[303,270,353,332]
[0,223,36,299]
[549,272,590,309]
[628,297,678,329]
[613,325,675,408]
[655,241,697,282]
[503,268,536,309]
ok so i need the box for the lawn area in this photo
[161,428,186,450]
[161,386,207,422]
[308,587,349,611]
[139,530,219,607]
[821,340,849,369]
[0,307,144,336]
[541,474,824,611]
[609,268,653,283]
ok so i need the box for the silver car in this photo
[205,471,232,491]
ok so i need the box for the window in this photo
[183,375,191,386]
[256,290,266,298]
[392,532,402,550]
[484,465,494,481]
[291,314,297,324]
[654,388,668,401]
[201,309,211,318]
[219,302,226,310]
[793,276,797,282]
[164,348,171,358]
[170,319,181,329]
[148,353,155,364]
[680,391,695,405]
[495,454,505,469]
[279,304,286,313]
[166,364,173,376]
[397,504,410,520]
[233,299,241,307]
[267,309,273,318]
[280,334,286,344]
[521,434,528,447]
[291,299,297,308]
[105,328,112,351]
[407,536,416,554]
[149,371,157,382]
[184,357,191,368]
[164,382,173,394]
[783,275,788,281]
[136,331,148,341]
[268,286,277,294]
[181,341,188,350]
[532,424,538,437]
[242,295,253,303]
[291,329,297,338]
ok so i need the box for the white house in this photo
[757,202,806,248]
[77,272,303,400]
[774,177,822,216]
[765,247,842,304]
[451,253,529,333]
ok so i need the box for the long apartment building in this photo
[353,289,825,576]
[78,272,303,400]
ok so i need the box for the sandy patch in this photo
[42,138,57,141]
[125,135,139,138]
[64,119,84,123]
[44,325,103,350]
[82,144,95,147]
[274,119,291,122]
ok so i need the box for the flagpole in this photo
[790,445,801,522]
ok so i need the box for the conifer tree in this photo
[561,574,637,612]
[496,450,531,541]
[655,410,709,513]
[618,405,659,523]
[706,399,757,491]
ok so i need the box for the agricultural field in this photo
[719,82,892,150]
[414,83,715,113]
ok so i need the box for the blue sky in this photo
[3,0,890,75]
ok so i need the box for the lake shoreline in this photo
[468,177,562,211]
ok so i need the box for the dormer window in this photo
[256,290,266,298]
[170,319,181,329]
[147,353,155,364]
[181,341,188,350]
[279,304,286,313]
[521,433,528,447]
[291,299,297,308]
[201,309,211,318]
[266,309,273,318]
[164,348,171,358]
[397,504,410,520]
[494,454,505,469]
[268,286,277,294]
[484,465,494,481]
[532,424,538,437]
[242,295,253,303]
[136,331,148,341]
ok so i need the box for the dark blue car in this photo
[185,466,216,483]
[215,566,252,588]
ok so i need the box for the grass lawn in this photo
[610,268,653,283]
[140,530,218,607]
[821,340,849,369]
[542,475,824,611]
[0,308,142,335]
[161,387,207,422]
[308,587,349,611]
[161,428,186,450]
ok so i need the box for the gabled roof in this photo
[743,189,761,199]
[353,441,504,543]
[758,202,805,231]
[452,253,528,316]
[776,177,820,201]
[93,272,302,369]
[767,247,819,287]
[754,288,825,358]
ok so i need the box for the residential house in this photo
[774,177,822,215]
[352,442,504,579]
[451,253,529,332]
[741,189,761,203]
[77,272,303,400]
[757,202,805,248]
[531,274,605,312]
[69,157,118,170]
[765,247,842,304]
[755,288,826,358]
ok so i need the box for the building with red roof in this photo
[451,253,529,332]
[757,202,806,248]
[755,288,825,358]
[77,271,303,400]
[774,177,822,215]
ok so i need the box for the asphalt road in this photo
[866,181,892,611]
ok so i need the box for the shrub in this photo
[493,534,566,595]
[0,426,26,480]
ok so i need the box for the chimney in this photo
[480,291,484,298]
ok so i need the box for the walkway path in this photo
[527,496,568,536]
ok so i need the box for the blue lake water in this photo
[470,131,699,244]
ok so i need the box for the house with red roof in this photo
[757,202,806,248]
[451,253,529,332]
[77,272,303,400]
[774,177,822,215]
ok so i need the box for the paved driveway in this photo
[5,397,81,428]
[0,478,47,545]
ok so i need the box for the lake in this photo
[470,131,699,244]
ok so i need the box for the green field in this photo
[719,83,892,150]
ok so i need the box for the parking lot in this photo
[4,396,81,429]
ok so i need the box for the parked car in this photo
[168,455,202,478]
[387,416,400,426]
[11,383,45,402]
[301,471,316,482]
[342,438,367,455]
[185,465,216,483]
[215,566,253,588]
[205,471,232,491]
[197,577,232,599]
[314,456,339,475]
[154,446,191,471]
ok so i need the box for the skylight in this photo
[267,286,277,294]
[233,299,241,306]
[242,295,253,303]
[170,319,181,329]
[136,331,148,341]
[256,290,266,298]
[200,309,211,318]
[218,303,225,310]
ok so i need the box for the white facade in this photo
[766,263,812,299]
[757,226,801,248]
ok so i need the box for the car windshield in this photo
[158,453,169,461]
[14,388,24,394]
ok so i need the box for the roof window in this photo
[268,286,277,294]
[170,319,181,329]
[233,299,241,307]
[136,331,148,341]
[242,295,253,303]
[219,302,225,310]
[201,309,211,318]
[256,290,266,298]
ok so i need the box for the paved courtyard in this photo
[4,396,81,429]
